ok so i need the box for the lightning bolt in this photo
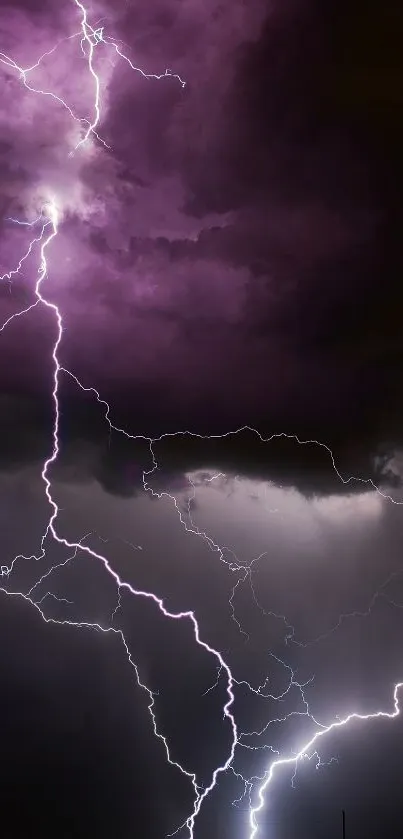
[0,4,233,836]
[0,1,185,157]
[1,193,235,839]
[248,682,403,839]
[1,2,403,838]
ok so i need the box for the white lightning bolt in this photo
[1,2,403,839]
[1,193,237,837]
[248,682,403,839]
[0,4,240,836]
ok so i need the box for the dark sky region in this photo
[0,0,403,837]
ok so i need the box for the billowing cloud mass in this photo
[1,1,403,838]
[1,0,402,487]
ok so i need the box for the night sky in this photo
[0,0,403,837]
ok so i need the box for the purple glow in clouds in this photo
[1,1,403,838]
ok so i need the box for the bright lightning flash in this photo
[0,3,402,839]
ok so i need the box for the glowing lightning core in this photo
[248,683,403,838]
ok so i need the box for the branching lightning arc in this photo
[1,2,402,837]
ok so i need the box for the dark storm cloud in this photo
[1,0,403,494]
[0,382,400,504]
[175,0,403,214]
[69,0,402,475]
[2,5,403,839]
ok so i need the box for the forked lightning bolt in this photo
[1,197,237,836]
[248,682,403,839]
[0,0,185,155]
[0,4,234,835]
[1,2,403,838]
